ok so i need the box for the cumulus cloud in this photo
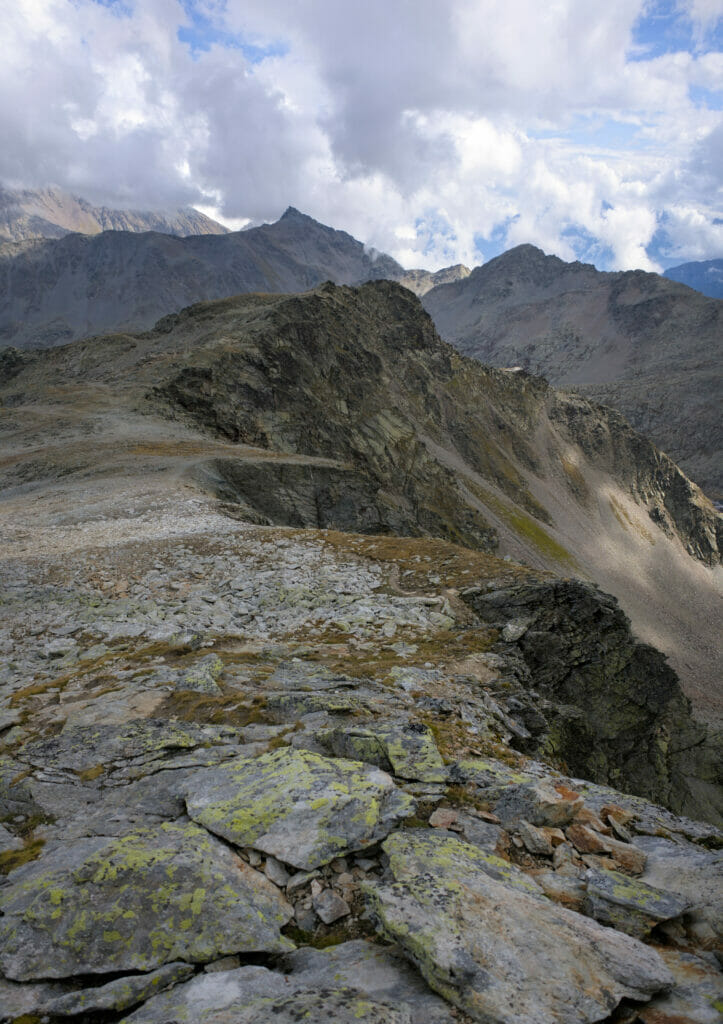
[1,0,721,270]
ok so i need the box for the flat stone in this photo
[124,941,459,1023]
[184,747,415,870]
[582,866,692,939]
[0,822,293,980]
[517,820,554,855]
[44,962,194,1015]
[428,807,459,829]
[264,855,290,887]
[637,948,723,1024]
[313,888,350,924]
[636,835,722,945]
[364,830,672,1024]
[604,835,647,875]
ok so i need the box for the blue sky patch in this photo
[177,1,288,61]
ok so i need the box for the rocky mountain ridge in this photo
[1,277,721,1022]
[422,244,723,498]
[0,205,468,350]
[0,185,229,242]
[1,448,721,1023]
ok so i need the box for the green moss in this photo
[0,837,45,875]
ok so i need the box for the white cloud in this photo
[0,0,720,271]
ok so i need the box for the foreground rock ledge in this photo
[364,831,673,1024]
[184,747,415,870]
[0,822,293,981]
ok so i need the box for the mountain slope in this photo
[0,184,229,241]
[2,280,720,744]
[423,245,723,498]
[0,207,469,350]
[664,257,723,299]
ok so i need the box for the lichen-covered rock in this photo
[184,747,415,870]
[175,653,224,694]
[123,941,459,1024]
[582,866,692,939]
[0,822,293,980]
[364,831,673,1024]
[17,719,241,776]
[321,723,446,782]
[44,962,195,1016]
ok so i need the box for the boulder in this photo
[0,822,293,980]
[582,866,692,939]
[184,747,414,870]
[321,722,446,783]
[364,831,673,1024]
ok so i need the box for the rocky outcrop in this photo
[423,244,723,496]
[1,497,721,1022]
[462,580,722,825]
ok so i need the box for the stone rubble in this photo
[0,514,721,1023]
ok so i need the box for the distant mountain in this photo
[663,258,723,299]
[0,185,229,242]
[423,244,723,497]
[0,206,467,350]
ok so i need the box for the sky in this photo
[2,0,722,272]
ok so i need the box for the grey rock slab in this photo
[582,866,692,939]
[184,747,415,870]
[364,830,673,1024]
[123,940,459,1024]
[0,821,293,980]
[121,965,291,1023]
[279,941,459,1024]
[44,962,195,1016]
[637,948,723,1024]
[17,719,241,776]
[494,779,583,828]
[175,653,224,694]
[635,834,723,944]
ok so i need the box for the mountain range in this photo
[0,206,718,500]
[0,185,230,242]
[664,257,723,299]
[423,244,722,497]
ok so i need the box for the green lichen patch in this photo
[0,821,293,981]
[184,747,415,870]
[582,866,691,939]
[364,830,672,1023]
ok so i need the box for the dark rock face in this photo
[423,244,723,496]
[462,581,722,825]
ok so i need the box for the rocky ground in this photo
[1,482,721,1023]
